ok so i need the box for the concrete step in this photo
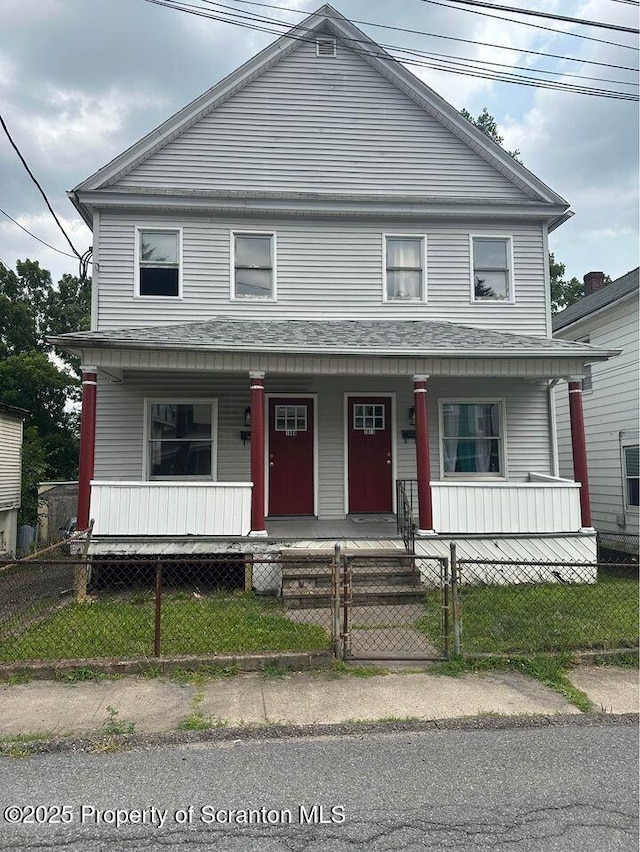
[282,583,426,609]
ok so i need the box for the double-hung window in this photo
[441,401,504,476]
[623,444,639,508]
[147,401,217,479]
[232,232,275,299]
[137,229,181,297]
[471,236,513,302]
[384,236,425,301]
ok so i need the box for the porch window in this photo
[384,236,425,301]
[147,401,216,479]
[232,232,275,299]
[137,229,181,297]
[441,402,503,475]
[623,445,639,507]
[471,236,512,302]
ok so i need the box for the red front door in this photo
[347,396,393,513]
[268,398,314,516]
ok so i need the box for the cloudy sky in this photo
[0,0,638,286]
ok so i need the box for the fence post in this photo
[73,519,94,604]
[154,559,162,658]
[450,543,461,657]
[342,553,352,660]
[442,556,450,659]
[331,543,342,659]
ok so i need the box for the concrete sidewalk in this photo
[0,665,637,740]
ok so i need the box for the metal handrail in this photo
[396,478,418,555]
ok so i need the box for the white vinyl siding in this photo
[555,297,639,535]
[115,38,530,201]
[94,374,551,519]
[0,413,23,510]
[95,213,548,335]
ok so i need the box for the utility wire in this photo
[429,0,639,34]
[208,0,638,86]
[229,0,640,72]
[0,114,82,260]
[144,0,639,99]
[0,207,88,262]
[420,0,639,51]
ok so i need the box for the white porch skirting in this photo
[90,481,252,537]
[431,482,582,534]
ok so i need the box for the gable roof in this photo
[70,4,568,218]
[51,317,615,361]
[553,267,639,332]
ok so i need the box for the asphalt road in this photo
[0,720,637,851]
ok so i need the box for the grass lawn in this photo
[419,574,639,654]
[0,592,329,661]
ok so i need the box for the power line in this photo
[429,0,639,34]
[0,207,86,262]
[144,0,639,99]
[0,113,82,260]
[209,0,638,87]
[420,0,640,51]
[229,0,640,73]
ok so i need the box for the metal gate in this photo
[330,544,450,661]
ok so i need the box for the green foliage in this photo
[102,705,136,735]
[549,252,584,314]
[460,106,522,162]
[0,259,91,524]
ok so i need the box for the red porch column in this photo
[249,371,267,536]
[568,378,593,529]
[414,374,435,535]
[77,366,97,531]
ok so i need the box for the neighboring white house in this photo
[51,4,616,564]
[554,268,639,553]
[0,403,26,556]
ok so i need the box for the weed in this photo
[177,712,228,731]
[2,673,31,685]
[325,660,390,678]
[102,705,136,735]
[54,667,119,683]
[586,651,639,669]
[260,662,289,679]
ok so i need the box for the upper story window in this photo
[577,336,593,392]
[471,236,513,302]
[440,400,505,477]
[137,229,181,298]
[147,400,217,479]
[384,235,426,302]
[232,232,276,300]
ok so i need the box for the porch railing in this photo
[90,481,252,537]
[396,479,418,553]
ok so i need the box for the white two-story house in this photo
[52,5,615,565]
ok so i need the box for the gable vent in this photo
[316,37,337,57]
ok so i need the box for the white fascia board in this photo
[75,190,568,222]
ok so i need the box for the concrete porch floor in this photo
[265,515,404,549]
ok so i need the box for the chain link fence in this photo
[451,556,639,656]
[0,549,332,664]
[597,531,639,564]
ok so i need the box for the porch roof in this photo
[51,317,616,361]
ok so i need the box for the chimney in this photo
[584,271,606,296]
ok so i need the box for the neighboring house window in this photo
[147,401,217,479]
[232,232,276,299]
[441,401,504,475]
[471,236,512,302]
[384,236,426,301]
[137,229,181,297]
[623,445,639,508]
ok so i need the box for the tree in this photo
[549,252,584,314]
[0,259,91,524]
[460,107,522,163]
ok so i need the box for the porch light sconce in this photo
[240,406,252,444]
[408,406,416,427]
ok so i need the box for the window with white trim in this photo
[137,229,180,297]
[384,236,425,301]
[353,404,385,432]
[232,232,275,299]
[623,444,639,508]
[147,401,216,479]
[441,401,503,475]
[577,336,593,392]
[472,236,512,301]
